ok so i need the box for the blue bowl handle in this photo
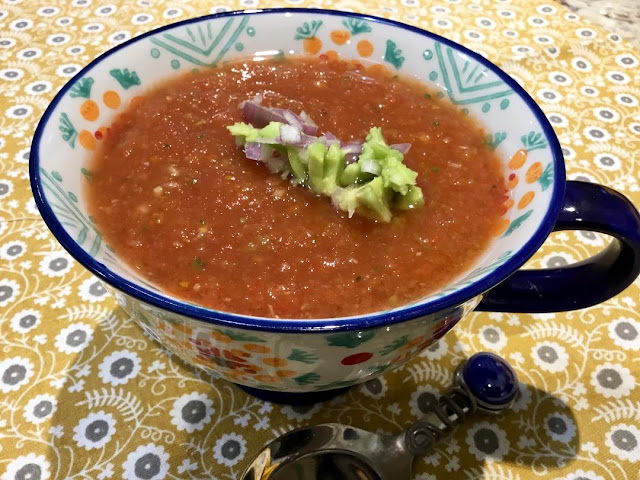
[477,181,640,313]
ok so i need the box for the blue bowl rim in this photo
[30,7,566,333]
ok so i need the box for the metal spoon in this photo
[241,352,519,480]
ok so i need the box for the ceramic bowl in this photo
[31,9,640,398]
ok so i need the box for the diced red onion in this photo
[298,133,319,148]
[257,136,281,145]
[242,101,287,127]
[281,109,317,135]
[241,100,318,136]
[238,94,263,110]
[245,143,280,162]
[282,110,303,131]
[325,131,339,143]
[280,124,302,145]
[299,111,318,135]
[244,142,264,160]
[289,112,317,135]
[300,124,317,136]
[390,143,411,154]
[275,133,318,149]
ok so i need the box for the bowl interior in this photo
[31,9,563,327]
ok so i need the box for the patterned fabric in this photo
[0,1,638,479]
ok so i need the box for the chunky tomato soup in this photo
[86,57,507,318]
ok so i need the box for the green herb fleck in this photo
[423,93,431,99]
[432,121,440,126]
[192,257,205,270]
[431,167,440,173]
[355,275,362,282]
[491,184,497,189]
[200,219,205,225]
[197,133,206,139]
[124,177,131,183]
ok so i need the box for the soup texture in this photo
[87,57,507,319]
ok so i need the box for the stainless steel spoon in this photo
[242,352,519,480]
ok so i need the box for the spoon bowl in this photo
[242,424,409,480]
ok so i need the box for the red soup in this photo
[86,57,507,319]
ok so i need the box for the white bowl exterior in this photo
[113,287,479,391]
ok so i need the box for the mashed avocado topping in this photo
[227,101,424,222]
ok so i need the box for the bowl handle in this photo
[477,180,640,313]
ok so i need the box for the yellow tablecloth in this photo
[1,1,639,479]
